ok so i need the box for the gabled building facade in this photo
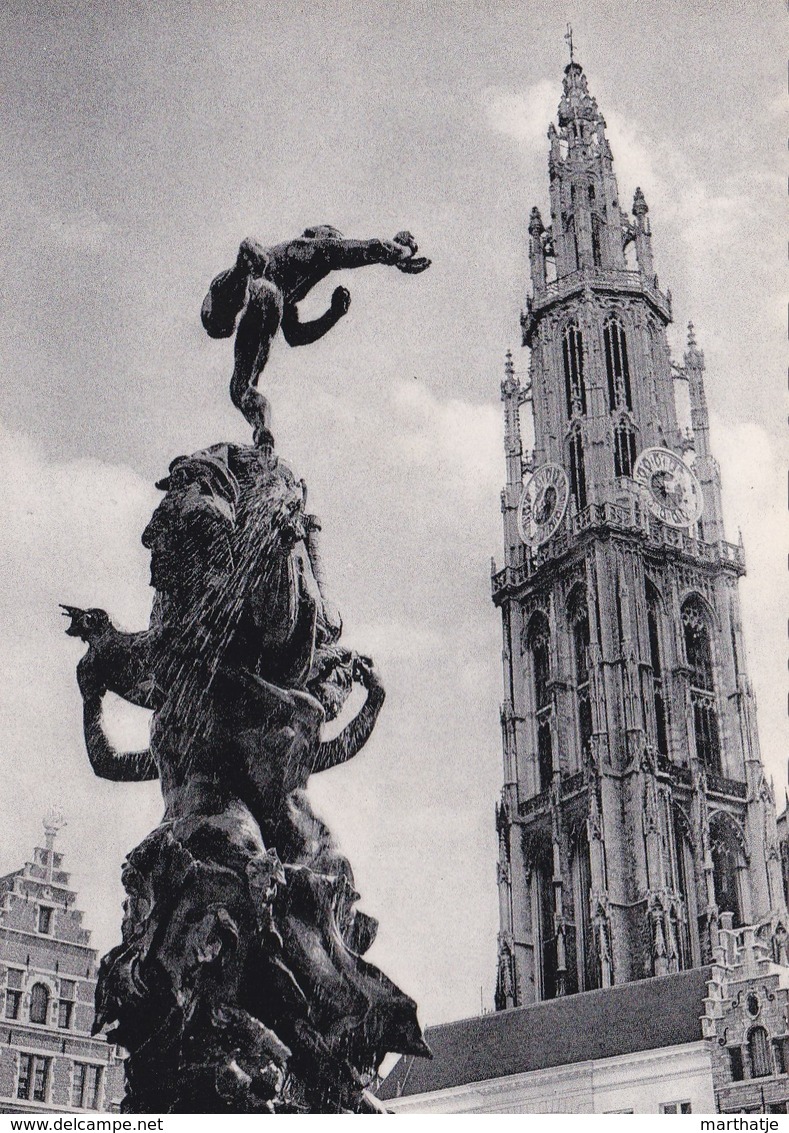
[0,819,124,1113]
[493,59,787,1010]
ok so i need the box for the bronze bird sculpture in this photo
[60,605,157,709]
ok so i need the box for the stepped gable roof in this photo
[378,967,712,1100]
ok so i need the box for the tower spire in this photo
[495,56,785,1013]
[564,23,574,65]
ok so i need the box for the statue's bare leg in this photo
[201,265,249,339]
[231,278,283,447]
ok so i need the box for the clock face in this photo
[517,463,570,548]
[633,447,703,528]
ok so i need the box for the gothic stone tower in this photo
[492,60,788,1009]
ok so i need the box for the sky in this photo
[0,1,786,1030]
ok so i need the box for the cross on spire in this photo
[564,23,574,64]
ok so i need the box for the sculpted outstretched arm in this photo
[312,658,385,775]
[82,695,159,782]
[319,232,430,274]
[78,658,158,783]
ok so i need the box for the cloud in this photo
[604,110,748,265]
[46,206,114,252]
[482,79,557,151]
[0,174,115,254]
[0,419,156,626]
[0,418,163,950]
[707,417,788,784]
[345,618,446,661]
[387,379,502,500]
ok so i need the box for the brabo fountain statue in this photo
[62,227,432,1113]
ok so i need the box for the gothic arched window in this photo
[568,426,587,512]
[683,598,714,689]
[569,588,592,761]
[591,213,603,268]
[562,212,579,272]
[571,833,599,991]
[646,583,668,756]
[670,812,698,970]
[710,815,744,928]
[748,1027,772,1079]
[604,317,632,411]
[535,852,558,1001]
[563,321,586,418]
[614,417,637,478]
[29,983,49,1025]
[527,614,553,791]
[682,597,720,774]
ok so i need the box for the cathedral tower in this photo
[493,60,787,1008]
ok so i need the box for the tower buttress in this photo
[632,187,656,285]
[684,322,724,542]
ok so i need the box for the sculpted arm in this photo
[311,657,385,775]
[319,232,430,274]
[78,663,158,783]
[280,231,429,348]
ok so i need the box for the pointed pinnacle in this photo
[687,321,696,347]
[633,186,648,216]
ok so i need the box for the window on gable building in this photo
[37,906,53,934]
[58,979,76,1029]
[729,1046,744,1081]
[4,969,23,1020]
[29,982,50,1026]
[748,1026,772,1078]
[773,1037,789,1075]
[17,1054,51,1102]
[72,1062,103,1110]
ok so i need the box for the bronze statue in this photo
[69,444,429,1112]
[65,226,431,1112]
[201,227,430,444]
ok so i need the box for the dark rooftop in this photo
[378,967,712,1100]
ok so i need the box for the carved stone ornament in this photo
[517,463,570,548]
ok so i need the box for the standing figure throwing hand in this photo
[201,225,430,445]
